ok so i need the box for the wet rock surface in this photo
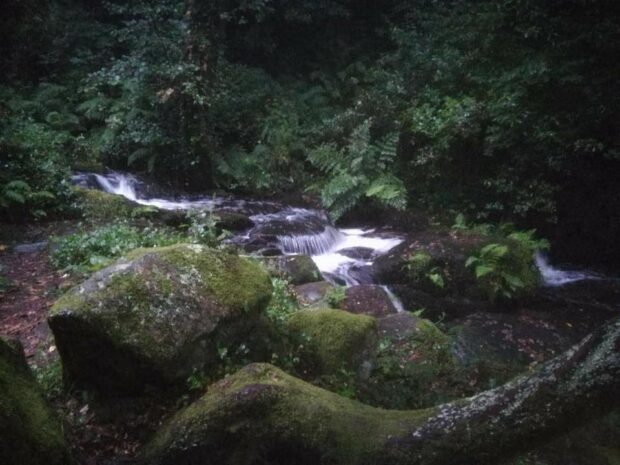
[339,285,399,317]
[258,254,323,285]
[294,281,334,307]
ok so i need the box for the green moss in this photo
[0,339,69,465]
[143,363,425,465]
[287,309,377,375]
[73,186,135,222]
[49,244,274,393]
[130,244,273,313]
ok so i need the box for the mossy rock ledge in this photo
[48,244,273,394]
[0,338,71,465]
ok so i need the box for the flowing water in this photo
[534,252,602,287]
[72,172,404,287]
[72,171,603,291]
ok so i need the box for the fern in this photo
[307,119,406,219]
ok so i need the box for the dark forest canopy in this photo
[1,0,619,267]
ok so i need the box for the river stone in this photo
[259,254,323,285]
[339,285,398,317]
[0,338,70,465]
[286,309,377,376]
[294,281,333,307]
[376,312,421,342]
[48,244,273,394]
[449,311,577,368]
[337,247,375,260]
[372,230,540,301]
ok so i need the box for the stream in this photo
[72,171,603,291]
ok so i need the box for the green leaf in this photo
[428,272,445,288]
[475,265,494,278]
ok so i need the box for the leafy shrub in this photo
[265,278,299,327]
[50,224,182,272]
[325,285,346,308]
[186,208,230,247]
[403,251,446,291]
[465,230,548,302]
[0,87,76,220]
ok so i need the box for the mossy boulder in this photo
[73,186,141,222]
[259,254,323,285]
[286,309,377,376]
[140,322,620,465]
[49,244,273,394]
[0,338,71,465]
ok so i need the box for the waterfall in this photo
[534,252,600,286]
[95,173,139,201]
[381,286,405,312]
[278,227,345,256]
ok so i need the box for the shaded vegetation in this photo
[1,0,618,265]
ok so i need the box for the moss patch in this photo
[73,186,136,222]
[142,363,425,465]
[0,338,69,465]
[286,309,377,375]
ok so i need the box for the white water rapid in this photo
[73,172,404,286]
[73,171,602,289]
[534,252,602,287]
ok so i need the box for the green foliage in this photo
[50,224,182,273]
[403,252,446,291]
[466,229,548,302]
[186,208,230,247]
[325,285,346,308]
[308,121,406,219]
[363,321,456,409]
[0,85,77,219]
[264,278,299,327]
[32,359,64,400]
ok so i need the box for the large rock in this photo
[294,281,334,307]
[259,254,323,285]
[73,186,141,222]
[286,309,377,376]
[339,285,399,317]
[0,338,70,465]
[372,230,540,301]
[48,244,273,394]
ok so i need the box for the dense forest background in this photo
[1,0,619,268]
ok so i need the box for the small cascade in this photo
[94,173,139,201]
[535,252,601,286]
[381,285,405,313]
[278,227,345,256]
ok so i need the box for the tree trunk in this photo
[143,319,620,465]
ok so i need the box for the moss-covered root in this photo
[0,338,71,465]
[143,319,620,465]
